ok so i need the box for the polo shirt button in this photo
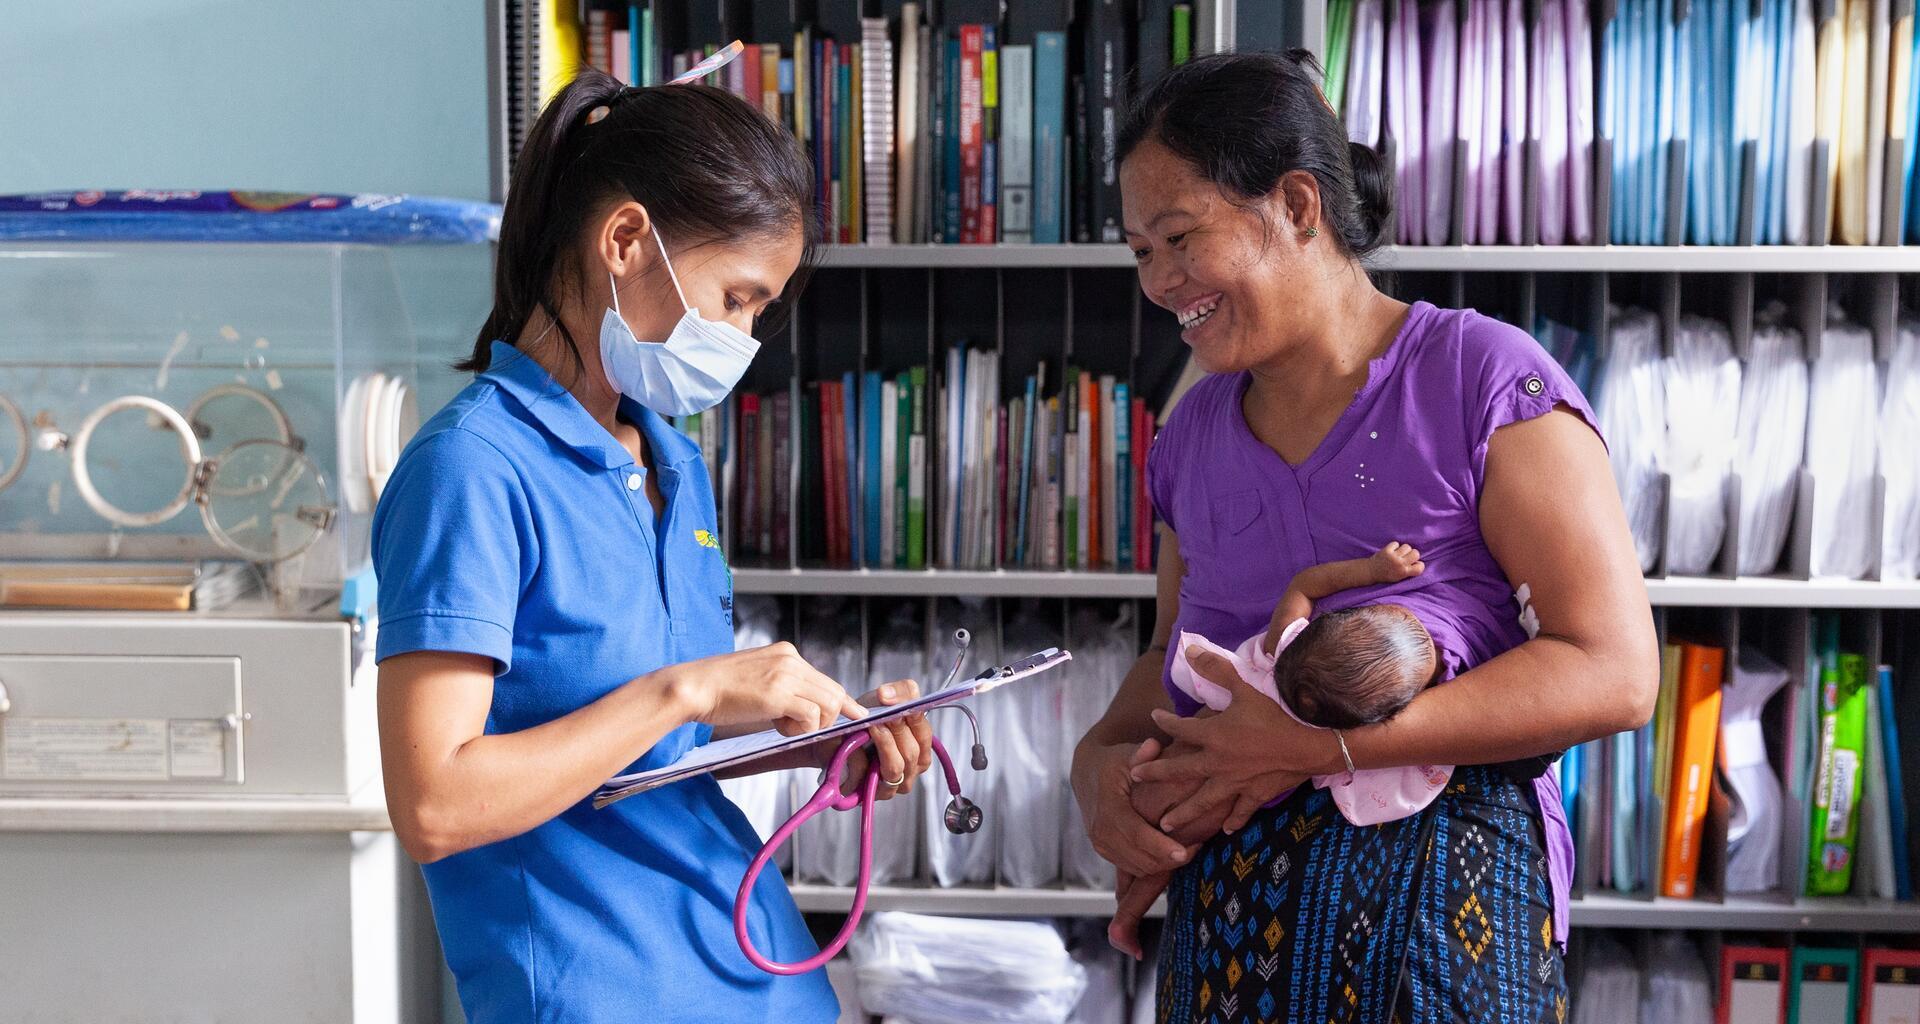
[627,473,643,491]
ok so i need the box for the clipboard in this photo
[592,644,1073,808]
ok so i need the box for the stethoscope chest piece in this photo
[942,794,983,835]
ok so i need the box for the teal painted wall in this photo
[0,0,498,413]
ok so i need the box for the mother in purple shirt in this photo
[1069,52,1658,1023]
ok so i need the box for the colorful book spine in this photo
[1133,397,1151,571]
[1033,32,1068,244]
[1809,642,1871,895]
[842,370,860,563]
[1172,4,1193,65]
[740,395,761,555]
[996,404,1010,564]
[1064,370,1080,568]
[800,383,821,562]
[908,366,928,569]
[864,371,883,566]
[943,34,963,243]
[981,23,1000,243]
[895,372,911,568]
[1099,375,1116,567]
[1116,381,1132,568]
[1879,664,1912,900]
[881,377,898,568]
[1001,44,1035,242]
[1015,373,1039,563]
[959,26,985,243]
[760,43,782,121]
[639,7,655,86]
[1661,641,1726,899]
[770,391,788,560]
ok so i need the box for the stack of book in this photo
[675,356,1155,573]
[563,0,1215,245]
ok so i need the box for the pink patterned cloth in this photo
[1170,627,1453,827]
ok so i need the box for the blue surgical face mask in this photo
[599,228,760,416]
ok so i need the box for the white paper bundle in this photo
[1595,308,1668,572]
[1881,324,1920,580]
[794,598,873,885]
[851,913,1087,1024]
[1808,314,1882,579]
[992,606,1068,888]
[1735,312,1810,575]
[718,596,797,866]
[925,598,996,887]
[1662,315,1742,574]
[1060,604,1138,890]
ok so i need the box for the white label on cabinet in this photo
[167,720,226,779]
[2,718,168,781]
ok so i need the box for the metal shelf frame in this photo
[787,885,1920,933]
[810,243,1920,273]
[734,568,1920,608]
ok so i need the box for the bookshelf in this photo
[491,0,1920,951]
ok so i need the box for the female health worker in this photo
[372,68,932,1024]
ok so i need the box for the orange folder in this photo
[1662,641,1727,898]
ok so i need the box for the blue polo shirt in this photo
[372,342,835,1024]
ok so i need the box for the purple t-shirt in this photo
[1146,300,1598,945]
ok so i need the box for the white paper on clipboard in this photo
[592,647,1073,808]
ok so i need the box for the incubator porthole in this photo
[67,395,203,528]
[0,394,28,494]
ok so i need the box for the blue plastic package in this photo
[0,190,501,244]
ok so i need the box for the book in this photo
[1065,370,1081,568]
[761,43,782,120]
[639,6,655,86]
[909,365,929,569]
[914,21,936,242]
[981,23,1000,242]
[739,41,760,108]
[1083,0,1128,243]
[1789,948,1859,1024]
[997,403,1012,564]
[1809,637,1871,896]
[841,44,858,243]
[1080,372,1096,568]
[1650,642,1683,886]
[1879,664,1912,900]
[959,26,986,243]
[864,371,884,566]
[740,395,761,554]
[1172,4,1193,65]
[1116,380,1132,568]
[1718,946,1788,1024]
[1099,374,1116,567]
[800,383,821,562]
[1862,949,1920,1024]
[1033,32,1069,244]
[881,377,898,567]
[613,27,632,83]
[1071,74,1090,242]
[1015,370,1040,564]
[769,391,788,560]
[895,5,923,244]
[1137,0,1176,91]
[587,9,611,74]
[1134,397,1152,571]
[1047,396,1065,568]
[849,41,865,243]
[842,371,860,563]
[944,34,963,243]
[942,346,965,565]
[1660,641,1725,899]
[1000,44,1036,242]
[1863,676,1898,898]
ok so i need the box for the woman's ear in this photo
[596,201,656,278]
[1276,169,1324,240]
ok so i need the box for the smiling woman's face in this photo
[1120,139,1309,375]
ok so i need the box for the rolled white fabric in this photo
[1882,324,1920,579]
[1807,313,1881,579]
[924,597,996,887]
[1662,315,1743,574]
[992,607,1068,888]
[863,605,929,885]
[1639,932,1716,1024]
[1596,308,1668,572]
[795,598,874,885]
[1736,311,1810,574]
[1060,604,1137,890]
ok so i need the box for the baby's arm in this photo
[1267,542,1426,639]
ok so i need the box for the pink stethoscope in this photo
[734,630,989,975]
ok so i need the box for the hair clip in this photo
[669,40,745,85]
[585,105,611,125]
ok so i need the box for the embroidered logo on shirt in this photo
[694,529,720,550]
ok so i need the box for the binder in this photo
[1879,664,1912,899]
[1719,946,1789,1024]
[1863,950,1920,1024]
[1661,641,1726,898]
[1032,32,1069,244]
[1789,948,1860,1024]
[1000,44,1035,242]
[1807,640,1869,895]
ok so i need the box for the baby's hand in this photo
[1371,541,1426,582]
[1109,870,1173,959]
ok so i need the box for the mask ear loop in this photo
[649,226,694,313]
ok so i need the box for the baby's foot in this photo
[1372,541,1426,581]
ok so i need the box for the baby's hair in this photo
[1273,605,1436,729]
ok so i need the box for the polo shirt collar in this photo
[481,341,703,472]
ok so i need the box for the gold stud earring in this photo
[1304,227,1318,238]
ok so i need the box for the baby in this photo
[1110,542,1452,954]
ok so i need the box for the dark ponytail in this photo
[462,67,817,374]
[1118,50,1392,260]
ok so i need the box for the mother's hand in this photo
[1128,646,1331,834]
[1074,737,1198,878]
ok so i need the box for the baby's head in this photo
[1273,604,1439,729]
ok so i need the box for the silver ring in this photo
[0,393,28,494]
[68,395,202,528]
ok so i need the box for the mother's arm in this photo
[1347,406,1659,768]
[1133,407,1658,831]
